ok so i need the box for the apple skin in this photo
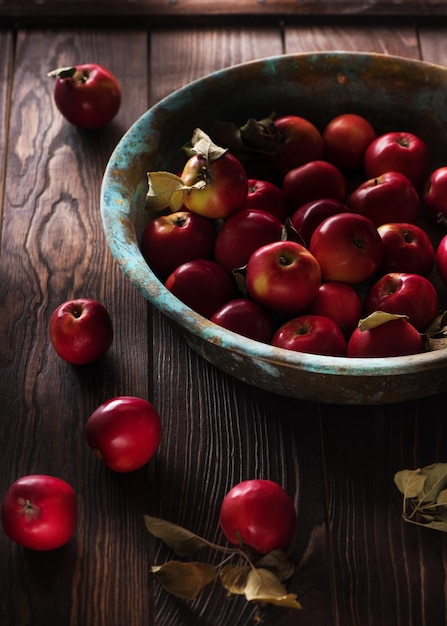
[348,171,420,227]
[49,298,113,365]
[165,259,235,319]
[282,160,346,213]
[245,240,321,315]
[272,115,325,178]
[423,166,447,226]
[1,475,77,551]
[304,281,362,338]
[272,314,347,356]
[364,272,439,332]
[141,210,217,280]
[347,318,425,357]
[219,479,296,554]
[309,212,383,284]
[210,298,274,343]
[181,151,248,219]
[436,234,447,286]
[364,131,431,188]
[377,222,435,276]
[214,208,284,274]
[290,198,350,246]
[86,396,162,473]
[323,113,376,171]
[245,179,288,222]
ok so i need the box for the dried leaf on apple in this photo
[357,310,408,331]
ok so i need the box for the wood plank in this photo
[0,28,152,626]
[148,26,335,625]
[3,0,447,26]
[0,31,13,233]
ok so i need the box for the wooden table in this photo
[2,3,447,625]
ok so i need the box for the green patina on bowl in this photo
[101,51,447,405]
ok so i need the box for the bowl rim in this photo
[100,50,447,381]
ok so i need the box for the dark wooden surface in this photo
[4,0,447,25]
[2,11,447,626]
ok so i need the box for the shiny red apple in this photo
[272,314,347,356]
[245,240,321,315]
[348,171,420,227]
[309,212,383,284]
[141,210,217,280]
[282,160,346,213]
[214,208,283,274]
[323,112,376,171]
[364,272,439,332]
[364,131,431,188]
[377,222,435,276]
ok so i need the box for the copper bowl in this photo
[101,51,447,404]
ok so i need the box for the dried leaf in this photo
[151,561,217,600]
[191,128,227,161]
[244,568,301,609]
[419,462,447,505]
[358,311,408,331]
[255,550,295,582]
[394,468,426,498]
[220,564,251,595]
[395,463,447,532]
[146,171,186,213]
[143,515,214,557]
[211,112,280,160]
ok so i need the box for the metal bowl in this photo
[101,51,447,405]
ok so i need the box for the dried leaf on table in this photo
[151,561,217,600]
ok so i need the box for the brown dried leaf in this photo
[143,515,214,557]
[146,171,187,213]
[219,564,251,595]
[255,550,295,582]
[357,311,408,332]
[151,561,217,600]
[244,568,301,609]
[437,488,447,507]
[191,128,227,161]
[394,468,426,499]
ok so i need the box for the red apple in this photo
[304,281,362,338]
[436,233,447,285]
[245,179,288,222]
[164,259,235,318]
[210,298,274,343]
[290,197,350,245]
[364,131,431,188]
[1,475,77,551]
[181,150,248,219]
[86,396,162,472]
[272,314,347,356]
[272,115,325,178]
[309,213,383,284]
[214,208,284,274]
[140,210,217,280]
[348,171,420,227]
[245,240,321,315]
[323,113,376,171]
[423,166,447,227]
[347,317,425,357]
[364,272,439,332]
[49,298,113,365]
[282,160,346,213]
[377,222,435,276]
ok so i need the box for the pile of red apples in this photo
[142,113,447,359]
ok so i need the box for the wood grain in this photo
[0,29,152,626]
[3,0,447,25]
